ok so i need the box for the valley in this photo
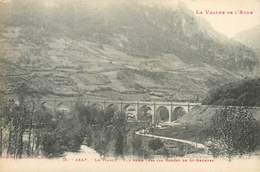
[0,1,259,165]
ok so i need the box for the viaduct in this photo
[40,99,201,124]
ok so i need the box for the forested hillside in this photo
[203,78,260,106]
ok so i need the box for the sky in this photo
[139,0,260,38]
[76,0,260,38]
[185,0,259,38]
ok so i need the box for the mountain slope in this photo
[0,0,259,101]
[232,25,260,75]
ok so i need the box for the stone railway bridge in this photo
[39,99,201,124]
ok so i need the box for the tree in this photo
[113,112,127,158]
[8,83,33,158]
[26,99,36,156]
[208,106,259,161]
[32,104,54,156]
[148,138,164,154]
[132,136,142,156]
[115,132,124,157]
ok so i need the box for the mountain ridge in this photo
[0,0,259,102]
[232,25,260,49]
[232,25,260,76]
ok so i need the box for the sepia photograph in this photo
[0,0,259,171]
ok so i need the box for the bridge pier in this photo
[70,100,73,109]
[53,99,56,118]
[136,102,139,120]
[104,101,106,111]
[169,103,173,122]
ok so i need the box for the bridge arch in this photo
[105,104,120,118]
[56,101,72,113]
[137,105,152,122]
[106,104,119,110]
[90,103,104,110]
[171,106,186,121]
[123,104,131,111]
[41,101,47,106]
[155,106,169,123]
[123,104,137,120]
[89,103,105,124]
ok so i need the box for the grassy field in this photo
[152,124,210,145]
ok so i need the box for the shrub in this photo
[148,138,164,154]
[208,106,259,161]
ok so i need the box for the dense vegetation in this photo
[208,106,259,161]
[0,83,203,159]
[203,78,260,106]
[0,84,83,158]
[0,95,126,158]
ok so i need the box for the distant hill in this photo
[232,25,260,75]
[0,0,259,102]
[202,78,260,106]
[232,25,260,50]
